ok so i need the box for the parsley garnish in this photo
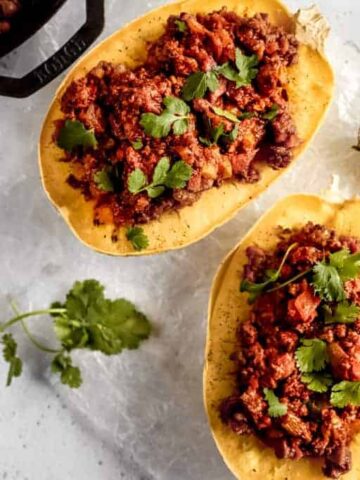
[140,97,190,138]
[301,372,333,393]
[0,280,151,388]
[128,157,192,198]
[175,19,187,33]
[331,381,360,408]
[312,249,360,302]
[1,334,22,386]
[240,243,297,303]
[57,120,97,152]
[212,106,240,123]
[126,227,149,251]
[263,388,287,417]
[182,71,219,101]
[324,301,360,324]
[262,104,279,121]
[295,338,329,373]
[131,139,143,150]
[94,168,114,192]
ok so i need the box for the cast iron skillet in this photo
[0,0,104,97]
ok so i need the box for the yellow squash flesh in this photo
[204,194,360,480]
[39,0,334,255]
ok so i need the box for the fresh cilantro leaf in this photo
[128,169,147,194]
[216,63,240,83]
[212,106,240,123]
[126,227,149,251]
[295,338,329,373]
[182,71,219,101]
[163,96,190,116]
[128,158,192,197]
[131,139,143,150]
[215,50,259,88]
[331,381,360,408]
[175,19,187,33]
[238,112,255,120]
[312,249,360,302]
[51,352,82,388]
[262,104,279,121]
[173,119,188,135]
[94,168,114,192]
[211,124,225,144]
[235,50,259,86]
[263,388,287,417]
[223,125,239,142]
[164,160,192,189]
[312,263,345,302]
[240,243,297,303]
[324,301,360,324]
[53,280,152,355]
[152,157,170,185]
[206,71,219,92]
[200,124,238,146]
[1,333,22,386]
[301,372,333,393]
[330,250,360,281]
[140,97,190,138]
[57,120,97,152]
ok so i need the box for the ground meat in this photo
[222,223,360,479]
[58,8,299,227]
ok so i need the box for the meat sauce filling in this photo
[221,223,360,478]
[57,9,299,227]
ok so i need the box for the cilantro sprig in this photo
[324,301,360,324]
[331,381,360,407]
[126,227,149,251]
[216,49,259,88]
[240,243,298,303]
[182,49,259,102]
[57,120,97,152]
[263,388,287,417]
[312,249,360,302]
[140,97,190,138]
[0,280,151,388]
[128,157,192,198]
[199,124,239,147]
[182,71,219,101]
[296,338,329,373]
[301,372,333,393]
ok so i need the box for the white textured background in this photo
[0,1,359,479]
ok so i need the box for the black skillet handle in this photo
[0,0,104,98]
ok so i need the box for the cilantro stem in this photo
[9,302,61,354]
[20,320,61,354]
[0,308,67,333]
[267,268,312,293]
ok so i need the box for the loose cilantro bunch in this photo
[0,280,152,388]
[140,97,190,138]
[128,157,193,198]
[58,120,98,152]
